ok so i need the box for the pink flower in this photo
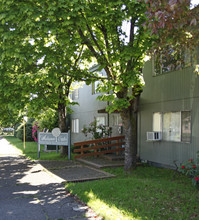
[194,177,199,181]
[193,165,196,169]
[181,166,185,169]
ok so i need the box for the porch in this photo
[73,136,125,168]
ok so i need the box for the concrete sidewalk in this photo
[0,137,101,220]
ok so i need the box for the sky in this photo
[191,0,199,8]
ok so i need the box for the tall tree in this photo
[0,0,94,155]
[66,0,198,170]
[65,0,151,170]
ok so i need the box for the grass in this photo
[66,166,199,220]
[4,136,69,161]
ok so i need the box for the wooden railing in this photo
[73,136,125,159]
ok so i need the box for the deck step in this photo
[102,154,124,161]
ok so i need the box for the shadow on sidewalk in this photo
[0,156,92,219]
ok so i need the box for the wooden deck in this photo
[73,136,125,159]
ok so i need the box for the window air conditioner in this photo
[147,132,162,141]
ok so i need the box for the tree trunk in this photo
[120,97,139,171]
[58,102,68,157]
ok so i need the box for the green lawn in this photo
[67,166,199,220]
[4,136,69,161]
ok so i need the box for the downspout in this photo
[107,101,110,127]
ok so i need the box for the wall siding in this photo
[139,61,199,167]
[70,83,123,144]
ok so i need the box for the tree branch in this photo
[99,24,111,61]
[126,18,135,73]
[78,28,112,79]
[74,45,84,67]
[80,11,105,57]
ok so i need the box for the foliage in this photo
[27,118,35,124]
[32,109,59,142]
[0,0,96,134]
[0,0,98,158]
[14,123,21,137]
[72,0,149,111]
[145,0,199,51]
[67,166,199,220]
[16,122,34,142]
[32,121,40,142]
[178,156,199,188]
[34,108,59,132]
[145,1,199,76]
[66,0,150,170]
[0,104,22,129]
[82,119,112,139]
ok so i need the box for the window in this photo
[72,89,79,100]
[181,111,191,143]
[153,112,162,132]
[91,68,107,94]
[92,81,101,94]
[163,112,181,142]
[71,119,79,133]
[153,111,191,143]
[153,47,194,75]
[96,116,106,126]
[112,114,122,126]
[69,93,72,100]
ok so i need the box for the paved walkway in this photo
[0,137,100,220]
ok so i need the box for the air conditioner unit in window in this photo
[147,132,162,141]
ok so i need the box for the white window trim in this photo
[72,119,79,133]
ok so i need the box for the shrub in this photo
[32,121,40,142]
[16,122,34,142]
[178,156,199,188]
[82,119,112,139]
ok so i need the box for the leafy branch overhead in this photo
[145,0,199,50]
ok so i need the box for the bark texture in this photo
[120,96,139,171]
[58,102,68,157]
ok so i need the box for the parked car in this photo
[3,128,14,132]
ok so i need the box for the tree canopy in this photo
[0,0,95,129]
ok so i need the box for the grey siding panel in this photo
[70,83,107,144]
[139,60,199,167]
[70,83,123,144]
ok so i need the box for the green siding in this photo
[139,60,199,167]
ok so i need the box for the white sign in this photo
[37,129,71,159]
[38,132,68,146]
